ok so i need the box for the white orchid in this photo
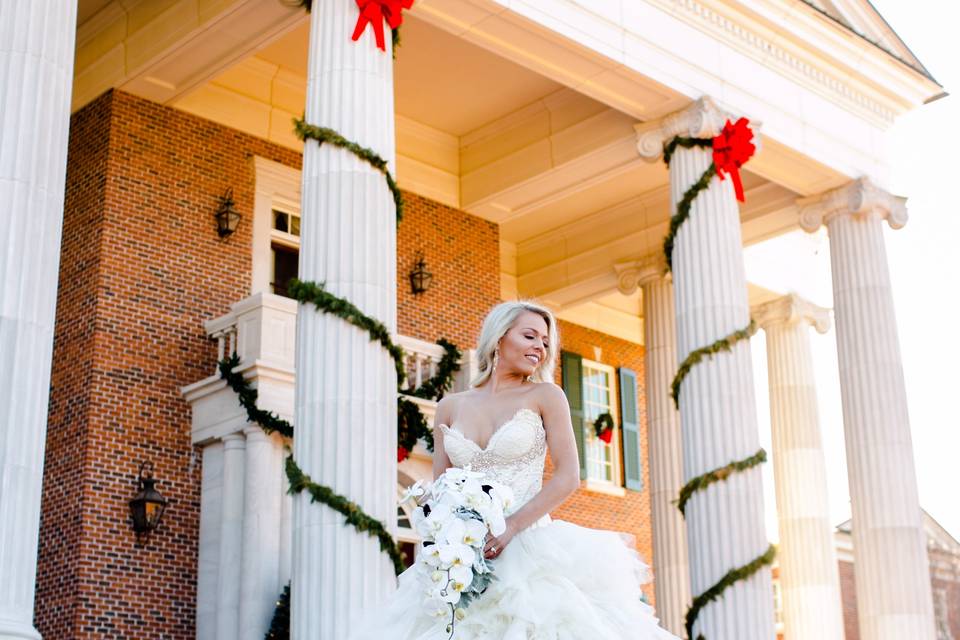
[438,540,476,567]
[400,479,427,505]
[411,467,513,636]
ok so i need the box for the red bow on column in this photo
[712,117,755,202]
[352,0,414,52]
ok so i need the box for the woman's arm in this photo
[431,395,455,481]
[501,383,580,533]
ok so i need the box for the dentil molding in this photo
[797,176,908,232]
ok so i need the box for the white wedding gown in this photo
[350,408,679,640]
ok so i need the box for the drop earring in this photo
[492,348,500,374]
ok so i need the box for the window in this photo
[935,587,953,640]
[772,578,784,628]
[581,359,620,486]
[270,208,300,297]
[396,485,420,570]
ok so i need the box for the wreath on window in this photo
[593,412,615,444]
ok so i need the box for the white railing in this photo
[203,293,477,394]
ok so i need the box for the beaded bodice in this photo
[439,408,547,509]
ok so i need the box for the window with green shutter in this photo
[561,351,587,479]
[618,367,643,491]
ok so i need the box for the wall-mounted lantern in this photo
[215,188,242,238]
[129,461,168,541]
[409,251,433,295]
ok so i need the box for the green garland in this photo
[662,136,712,166]
[219,355,294,439]
[286,456,407,574]
[593,411,615,440]
[218,355,407,574]
[675,448,767,516]
[293,119,403,222]
[663,130,774,639]
[409,338,461,401]
[684,544,777,640]
[287,278,406,385]
[670,319,757,410]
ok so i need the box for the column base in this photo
[0,618,41,640]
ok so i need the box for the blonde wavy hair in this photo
[470,300,559,387]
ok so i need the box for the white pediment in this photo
[804,0,932,79]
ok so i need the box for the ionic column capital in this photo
[635,96,750,160]
[614,255,669,295]
[797,177,908,232]
[752,294,831,334]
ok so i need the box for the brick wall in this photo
[396,191,500,348]
[546,319,656,604]
[37,90,302,639]
[839,560,859,639]
[35,87,113,639]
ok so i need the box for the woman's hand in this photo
[483,517,518,560]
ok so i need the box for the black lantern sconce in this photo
[409,251,433,295]
[129,461,168,541]
[215,188,242,238]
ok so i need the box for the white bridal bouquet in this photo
[400,467,515,638]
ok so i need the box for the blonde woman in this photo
[352,301,677,639]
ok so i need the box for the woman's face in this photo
[498,311,550,378]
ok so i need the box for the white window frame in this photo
[581,359,624,495]
[396,485,421,567]
[252,157,302,296]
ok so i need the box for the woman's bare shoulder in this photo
[529,381,568,412]
[435,389,477,425]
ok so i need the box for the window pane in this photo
[273,209,288,233]
[272,244,299,297]
[290,215,300,237]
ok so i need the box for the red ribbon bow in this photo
[712,117,755,202]
[352,0,414,52]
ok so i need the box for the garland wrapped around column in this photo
[661,119,776,640]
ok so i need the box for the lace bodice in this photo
[439,408,547,509]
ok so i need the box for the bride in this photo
[351,301,678,639]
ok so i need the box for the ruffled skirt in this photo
[349,517,679,640]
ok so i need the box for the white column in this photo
[197,442,225,640]
[0,2,77,638]
[753,294,844,640]
[239,428,283,640]
[799,178,935,640]
[636,97,774,639]
[293,1,398,638]
[279,459,292,588]
[616,257,690,635]
[216,433,246,640]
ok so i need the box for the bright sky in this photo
[744,1,960,542]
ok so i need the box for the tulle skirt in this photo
[349,517,679,640]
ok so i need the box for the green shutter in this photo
[561,351,587,480]
[619,367,642,491]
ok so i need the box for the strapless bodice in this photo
[439,408,547,510]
